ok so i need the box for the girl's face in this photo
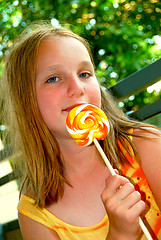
[36,36,101,142]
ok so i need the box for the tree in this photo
[0,0,161,129]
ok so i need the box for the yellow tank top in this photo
[18,195,109,239]
[18,140,161,239]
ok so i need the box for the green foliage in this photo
[0,0,161,132]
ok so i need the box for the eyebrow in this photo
[37,61,94,76]
[78,61,95,70]
[36,64,62,77]
[79,61,93,67]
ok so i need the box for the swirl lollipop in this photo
[66,104,109,147]
[66,104,116,174]
[66,103,152,240]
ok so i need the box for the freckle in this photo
[157,213,160,216]
[148,196,151,199]
[137,177,140,180]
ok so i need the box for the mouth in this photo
[63,103,85,112]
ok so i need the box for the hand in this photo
[101,172,145,240]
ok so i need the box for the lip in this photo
[63,103,85,112]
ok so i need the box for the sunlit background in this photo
[0,0,161,231]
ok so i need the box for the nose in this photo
[67,75,85,97]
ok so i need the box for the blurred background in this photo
[0,0,161,234]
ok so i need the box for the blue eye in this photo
[79,72,91,78]
[46,76,59,83]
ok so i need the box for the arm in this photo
[133,129,161,210]
[101,174,145,240]
[18,212,61,240]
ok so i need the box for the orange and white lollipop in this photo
[66,103,114,174]
[66,104,109,146]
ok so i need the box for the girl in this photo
[2,22,161,240]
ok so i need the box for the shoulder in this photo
[132,127,161,158]
[132,127,161,166]
[132,127,161,210]
[18,211,61,240]
[133,126,161,137]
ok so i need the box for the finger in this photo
[114,182,135,201]
[105,168,119,181]
[103,175,129,199]
[126,200,145,222]
[114,169,119,175]
[122,191,142,209]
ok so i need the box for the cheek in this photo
[36,92,47,116]
[36,90,57,124]
[88,84,101,108]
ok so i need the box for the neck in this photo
[57,139,102,176]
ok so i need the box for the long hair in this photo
[1,22,160,208]
[100,89,160,168]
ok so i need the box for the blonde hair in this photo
[2,22,160,207]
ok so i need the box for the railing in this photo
[0,57,161,240]
[109,57,161,120]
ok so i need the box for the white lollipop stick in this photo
[93,138,153,240]
[93,138,115,176]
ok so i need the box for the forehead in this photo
[36,36,92,72]
[38,36,89,55]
